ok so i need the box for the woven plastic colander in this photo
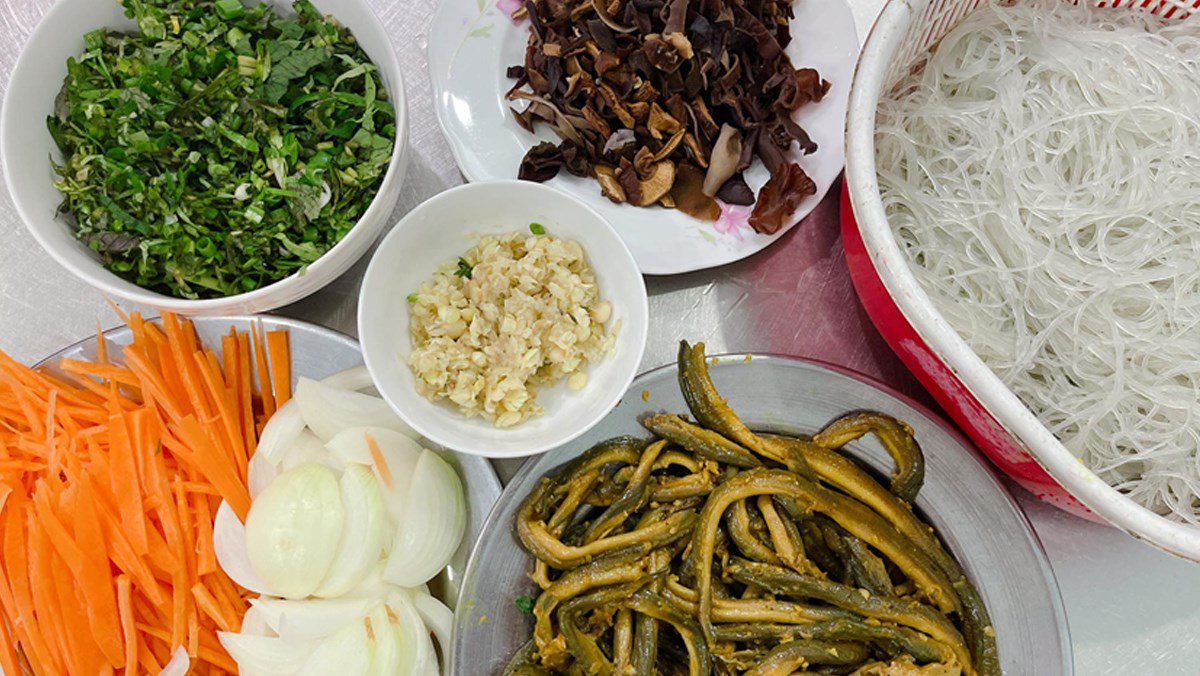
[842,0,1200,562]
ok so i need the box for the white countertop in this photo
[0,0,1197,673]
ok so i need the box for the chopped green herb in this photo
[514,595,534,614]
[455,258,474,279]
[529,222,546,235]
[48,0,395,299]
[407,293,418,303]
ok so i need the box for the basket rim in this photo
[843,0,1200,560]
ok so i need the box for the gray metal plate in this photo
[451,354,1071,674]
[34,314,503,607]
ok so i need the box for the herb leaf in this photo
[514,595,534,614]
[455,258,474,279]
[529,222,545,235]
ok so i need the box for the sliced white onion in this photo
[344,563,395,600]
[382,450,466,588]
[295,377,414,442]
[219,632,312,675]
[366,605,402,676]
[388,590,440,676]
[247,452,280,501]
[325,427,421,522]
[255,400,305,466]
[319,365,374,392]
[250,597,379,641]
[296,615,374,676]
[214,501,278,597]
[240,602,276,637]
[314,464,387,598]
[246,463,344,599]
[280,430,344,473]
[410,589,454,655]
[159,646,190,676]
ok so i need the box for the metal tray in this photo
[34,314,504,606]
[451,353,1072,674]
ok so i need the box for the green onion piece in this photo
[407,293,418,303]
[514,595,534,614]
[215,0,245,20]
[529,222,546,235]
[455,258,473,279]
[83,29,105,52]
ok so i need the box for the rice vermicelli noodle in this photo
[876,1,1200,522]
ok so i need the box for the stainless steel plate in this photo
[34,314,503,606]
[452,353,1072,674]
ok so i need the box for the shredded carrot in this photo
[0,311,292,674]
[266,330,291,406]
[251,321,276,423]
[366,433,394,489]
[116,576,137,676]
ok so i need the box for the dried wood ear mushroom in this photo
[506,0,830,233]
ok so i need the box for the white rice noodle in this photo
[875,1,1200,522]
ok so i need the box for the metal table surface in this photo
[0,0,1197,673]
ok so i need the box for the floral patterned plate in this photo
[427,0,858,275]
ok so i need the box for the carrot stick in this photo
[194,351,246,480]
[266,330,291,406]
[166,419,250,521]
[137,639,164,674]
[107,413,148,554]
[27,516,70,674]
[71,474,125,667]
[187,607,199,659]
[117,575,137,676]
[0,610,22,676]
[193,492,217,576]
[191,584,237,633]
[250,321,276,422]
[366,434,394,489]
[236,333,256,455]
[135,623,237,673]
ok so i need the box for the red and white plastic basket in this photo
[842,0,1200,560]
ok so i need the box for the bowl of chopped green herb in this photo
[1,0,407,313]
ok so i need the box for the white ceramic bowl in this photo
[0,0,408,315]
[357,181,649,458]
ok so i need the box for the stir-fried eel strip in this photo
[582,440,667,543]
[727,500,783,566]
[507,341,997,675]
[626,590,713,676]
[743,640,873,676]
[613,609,634,669]
[725,558,971,669]
[662,579,859,624]
[642,413,761,468]
[677,342,800,469]
[533,551,666,653]
[712,621,953,665]
[820,521,895,597]
[813,412,926,503]
[767,433,998,673]
[557,581,650,672]
[692,469,959,637]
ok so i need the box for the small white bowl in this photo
[357,181,649,458]
[0,0,408,315]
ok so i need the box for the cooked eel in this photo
[507,341,998,675]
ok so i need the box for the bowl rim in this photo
[843,0,1200,560]
[0,0,409,313]
[356,179,650,459]
[452,351,1073,675]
